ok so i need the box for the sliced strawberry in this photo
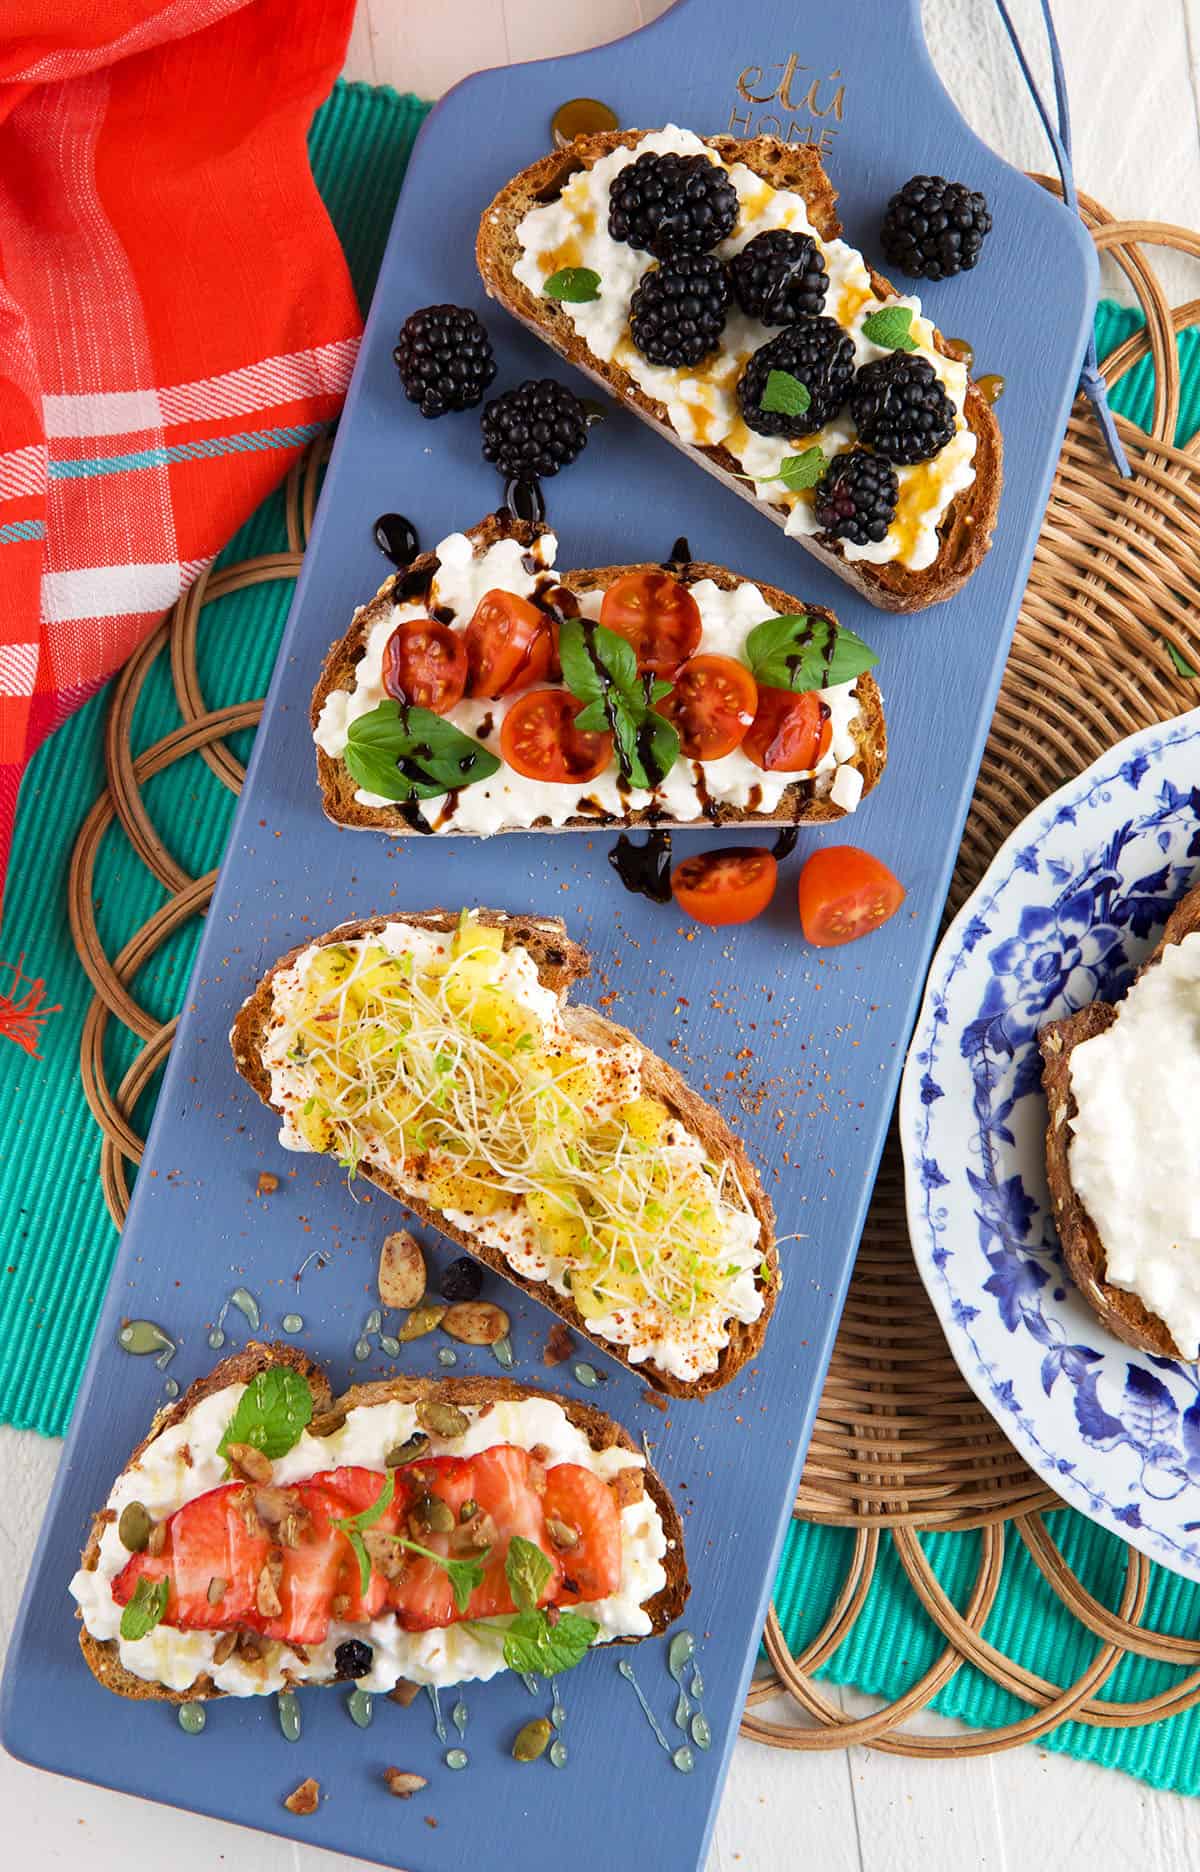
[386,1455,485,1632]
[113,1483,269,1629]
[466,1445,560,1619]
[542,1463,622,1603]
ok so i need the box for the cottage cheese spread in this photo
[70,1384,668,1694]
[509,125,977,572]
[313,529,867,829]
[1067,931,1200,1357]
[260,919,767,1382]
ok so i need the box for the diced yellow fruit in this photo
[554,1060,601,1109]
[569,1265,647,1317]
[451,920,504,963]
[525,1186,586,1258]
[467,986,534,1048]
[619,1097,672,1143]
[567,1269,607,1319]
[303,947,353,998]
[293,1102,337,1153]
[426,1164,509,1217]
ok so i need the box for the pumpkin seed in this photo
[384,1432,430,1467]
[416,1401,469,1439]
[310,1410,347,1438]
[378,1230,427,1311]
[546,1517,580,1551]
[442,1301,510,1346]
[207,1575,228,1606]
[396,1303,447,1343]
[118,1501,152,1552]
[512,1717,553,1763]
[425,1498,455,1534]
[459,1498,478,1523]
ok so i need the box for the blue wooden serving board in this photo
[1,2,1096,1867]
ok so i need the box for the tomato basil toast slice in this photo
[476,127,1002,613]
[231,910,777,1396]
[72,1342,686,1701]
[311,511,886,835]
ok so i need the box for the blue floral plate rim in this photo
[900,705,1200,1579]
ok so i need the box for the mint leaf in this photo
[760,370,811,418]
[559,618,680,788]
[745,614,878,693]
[505,1536,553,1614]
[120,1574,169,1641]
[344,701,499,803]
[558,618,638,704]
[861,305,920,352]
[382,1534,490,1615]
[331,1470,397,1594]
[543,267,601,304]
[774,447,828,493]
[218,1367,313,1464]
[1165,639,1198,679]
[502,1607,598,1676]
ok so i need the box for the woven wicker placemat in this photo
[70,191,1200,1758]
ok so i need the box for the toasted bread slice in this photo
[76,1341,688,1702]
[311,511,886,834]
[231,910,777,1396]
[1039,883,1200,1359]
[477,132,1002,613]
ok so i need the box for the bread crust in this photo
[311,510,886,833]
[77,1342,688,1702]
[1039,882,1200,1359]
[475,131,1003,614]
[230,909,777,1396]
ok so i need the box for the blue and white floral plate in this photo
[900,706,1200,1578]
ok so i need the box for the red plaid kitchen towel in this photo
[0,0,361,911]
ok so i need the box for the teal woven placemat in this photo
[2,78,1199,1788]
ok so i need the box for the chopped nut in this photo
[256,1560,283,1619]
[212,1630,238,1664]
[331,1594,351,1619]
[383,1768,428,1799]
[284,1777,320,1816]
[546,1516,580,1551]
[1054,1100,1068,1130]
[450,1508,497,1554]
[542,1322,575,1367]
[257,1171,280,1196]
[207,1576,228,1606]
[609,1467,644,1508]
[179,1442,193,1467]
[389,1678,421,1708]
[253,1485,297,1525]
[529,1442,551,1465]
[279,1512,305,1549]
[364,1527,408,1583]
[441,1301,509,1346]
[237,1629,264,1662]
[416,1401,469,1439]
[228,1442,273,1485]
[378,1229,427,1311]
[146,1519,167,1557]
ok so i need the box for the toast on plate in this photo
[231,909,778,1396]
[311,511,886,835]
[477,128,1002,613]
[72,1341,687,1701]
[1039,883,1200,1359]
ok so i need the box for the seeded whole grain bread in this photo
[311,511,886,833]
[1038,882,1200,1359]
[230,909,778,1396]
[476,132,1003,614]
[77,1340,688,1702]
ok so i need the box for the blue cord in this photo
[991,0,1131,476]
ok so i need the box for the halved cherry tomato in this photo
[381,619,468,715]
[500,688,613,783]
[671,847,778,927]
[599,571,702,674]
[655,654,758,761]
[464,589,556,698]
[797,846,906,947]
[743,686,833,773]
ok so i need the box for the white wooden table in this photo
[4,2,1200,1866]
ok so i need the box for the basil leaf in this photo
[558,618,638,704]
[120,1574,169,1642]
[218,1368,313,1463]
[860,305,919,352]
[502,1607,598,1676]
[571,697,611,735]
[1165,639,1198,679]
[745,614,878,693]
[612,701,681,793]
[760,369,811,418]
[543,266,602,304]
[505,1535,553,1615]
[775,446,828,493]
[344,701,500,803]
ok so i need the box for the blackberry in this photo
[813,450,899,546]
[334,1639,374,1681]
[850,353,956,464]
[393,305,496,419]
[630,254,731,367]
[441,1256,483,1303]
[608,151,738,259]
[879,175,992,280]
[729,229,829,324]
[481,379,588,480]
[737,317,854,438]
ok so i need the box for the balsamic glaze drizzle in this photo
[609,831,673,903]
[666,535,692,565]
[373,513,420,567]
[770,828,799,860]
[504,476,546,525]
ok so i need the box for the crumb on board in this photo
[542,1322,575,1367]
[283,1778,319,1815]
